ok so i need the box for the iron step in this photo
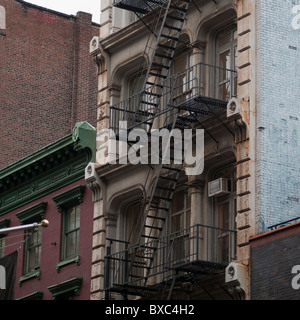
[151,62,170,70]
[150,204,169,211]
[140,100,159,107]
[156,186,176,192]
[141,234,159,240]
[153,195,172,201]
[154,53,173,60]
[148,71,168,79]
[144,225,163,231]
[170,5,187,12]
[146,81,164,88]
[161,33,179,41]
[163,23,181,32]
[135,254,154,259]
[157,43,176,51]
[166,14,184,22]
[146,215,166,221]
[143,91,161,97]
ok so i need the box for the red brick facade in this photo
[11,180,94,300]
[0,0,98,169]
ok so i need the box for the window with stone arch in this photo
[216,24,238,100]
[0,6,6,30]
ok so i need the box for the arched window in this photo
[216,24,237,100]
[212,163,237,263]
[0,6,6,30]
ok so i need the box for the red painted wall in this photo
[2,179,93,300]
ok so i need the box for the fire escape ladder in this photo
[133,0,191,131]
[126,110,188,287]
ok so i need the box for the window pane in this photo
[218,202,230,263]
[218,33,231,47]
[27,245,41,272]
[218,235,229,263]
[171,214,182,234]
[65,231,78,258]
[0,238,5,258]
[171,190,184,213]
[126,201,143,246]
[218,202,229,230]
[219,50,231,75]
[26,229,41,272]
[64,206,80,259]
[129,72,145,96]
[186,210,191,229]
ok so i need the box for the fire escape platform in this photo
[109,62,236,133]
[169,259,227,275]
[175,95,228,124]
[113,0,169,14]
[107,260,227,298]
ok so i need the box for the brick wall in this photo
[2,179,94,300]
[256,0,300,229]
[0,0,99,169]
[250,223,300,299]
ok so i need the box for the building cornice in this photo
[0,122,96,216]
[100,13,156,52]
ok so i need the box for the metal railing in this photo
[104,224,236,293]
[109,62,237,133]
[268,216,300,230]
[113,0,169,13]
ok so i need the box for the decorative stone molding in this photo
[0,122,95,216]
[85,163,102,202]
[48,277,83,299]
[16,202,48,224]
[52,185,85,213]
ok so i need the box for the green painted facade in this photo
[0,122,96,216]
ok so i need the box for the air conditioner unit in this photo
[89,36,100,54]
[208,178,231,197]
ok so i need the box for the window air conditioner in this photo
[208,178,231,197]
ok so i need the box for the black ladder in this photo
[133,0,191,131]
[126,110,195,288]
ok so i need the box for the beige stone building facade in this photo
[86,0,256,300]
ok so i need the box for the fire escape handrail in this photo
[109,62,237,132]
[104,223,237,293]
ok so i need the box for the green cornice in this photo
[52,185,85,213]
[16,202,48,224]
[0,219,10,229]
[72,121,96,162]
[0,122,96,216]
[48,277,83,299]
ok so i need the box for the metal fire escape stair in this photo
[138,0,191,131]
[114,0,191,131]
[111,0,192,293]
[127,111,191,289]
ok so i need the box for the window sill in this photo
[56,255,80,273]
[19,269,41,287]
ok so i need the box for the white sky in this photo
[23,0,101,23]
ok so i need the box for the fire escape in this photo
[105,0,237,299]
